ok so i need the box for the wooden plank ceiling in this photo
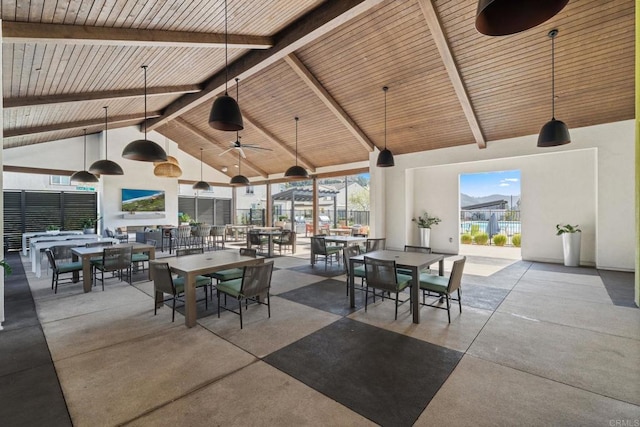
[2,0,635,179]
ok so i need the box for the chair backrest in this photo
[305,223,313,233]
[104,228,115,238]
[364,256,398,292]
[194,224,211,237]
[404,245,431,254]
[150,262,176,296]
[343,244,361,275]
[241,262,274,299]
[281,230,295,244]
[86,241,114,248]
[102,246,132,271]
[176,247,204,257]
[177,225,192,239]
[248,232,263,246]
[51,244,75,262]
[146,239,157,248]
[365,238,386,252]
[45,249,57,270]
[447,256,466,293]
[211,226,225,236]
[240,247,257,257]
[310,236,327,254]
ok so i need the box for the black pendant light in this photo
[230,152,250,186]
[209,0,243,131]
[71,129,100,184]
[284,116,308,178]
[122,66,168,162]
[376,86,394,167]
[537,29,570,148]
[475,0,570,36]
[89,106,124,175]
[193,148,211,191]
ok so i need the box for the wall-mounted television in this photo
[121,189,165,212]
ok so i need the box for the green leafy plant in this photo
[493,234,507,246]
[512,233,521,247]
[0,260,12,277]
[469,224,481,236]
[412,212,441,228]
[178,213,191,223]
[556,224,581,235]
[46,225,59,231]
[460,233,472,244]
[81,216,101,229]
[278,215,288,221]
[474,232,489,245]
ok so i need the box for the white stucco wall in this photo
[372,120,635,271]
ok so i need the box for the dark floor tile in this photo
[458,283,509,311]
[0,325,53,377]
[0,364,71,427]
[598,270,637,308]
[528,262,599,275]
[264,318,463,427]
[278,278,359,316]
[2,297,40,330]
[289,263,345,278]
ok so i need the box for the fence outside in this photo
[460,209,521,246]
[237,208,370,227]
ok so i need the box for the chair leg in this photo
[446,294,451,323]
[364,285,368,312]
[395,292,399,320]
[239,298,243,329]
[172,297,176,322]
[217,290,221,318]
[267,292,271,318]
[458,289,462,313]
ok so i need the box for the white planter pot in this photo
[562,232,581,267]
[419,228,431,248]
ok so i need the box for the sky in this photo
[459,170,521,197]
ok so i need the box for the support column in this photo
[266,183,272,227]
[312,177,319,235]
[0,19,5,329]
[635,3,639,307]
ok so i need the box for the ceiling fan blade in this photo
[219,147,234,156]
[246,146,273,151]
[239,147,247,159]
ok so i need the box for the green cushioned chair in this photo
[131,239,155,274]
[92,246,133,290]
[397,245,433,276]
[310,237,342,270]
[151,262,211,322]
[343,244,366,296]
[419,256,466,323]
[45,248,83,294]
[364,256,412,320]
[208,248,257,290]
[217,262,273,329]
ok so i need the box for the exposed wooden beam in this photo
[250,167,370,186]
[416,0,486,149]
[284,53,375,153]
[3,165,73,176]
[4,112,161,137]
[173,118,269,178]
[2,22,273,49]
[3,85,201,108]
[243,113,316,172]
[146,0,385,131]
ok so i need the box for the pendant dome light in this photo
[208,0,243,131]
[230,151,250,186]
[475,0,569,36]
[89,106,124,175]
[376,86,394,167]
[193,148,211,191]
[154,136,183,178]
[71,129,100,184]
[122,66,168,162]
[284,116,308,178]
[537,29,570,148]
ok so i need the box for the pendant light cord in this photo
[200,148,204,181]
[142,65,148,139]
[238,151,242,174]
[383,86,388,150]
[224,0,229,95]
[103,106,108,159]
[295,116,299,166]
[549,30,557,120]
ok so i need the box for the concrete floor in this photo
[2,241,639,426]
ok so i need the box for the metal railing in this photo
[460,209,520,246]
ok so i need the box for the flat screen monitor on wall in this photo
[121,189,165,212]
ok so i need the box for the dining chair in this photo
[150,262,211,322]
[175,246,211,306]
[45,247,83,293]
[131,240,155,274]
[419,256,466,323]
[365,238,386,253]
[274,230,295,255]
[176,225,192,249]
[93,246,133,290]
[248,231,268,253]
[364,256,412,320]
[343,244,365,295]
[175,247,204,257]
[193,224,211,249]
[85,241,115,248]
[208,248,257,291]
[398,245,433,276]
[209,226,226,250]
[310,236,341,270]
[217,261,274,329]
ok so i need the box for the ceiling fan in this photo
[219,134,272,159]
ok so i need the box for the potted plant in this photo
[178,213,191,225]
[45,225,60,234]
[556,224,581,266]
[81,217,101,234]
[412,212,441,248]
[0,259,12,277]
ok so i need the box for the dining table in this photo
[71,242,156,293]
[247,230,283,258]
[22,230,84,256]
[348,249,445,324]
[159,251,265,327]
[31,236,118,277]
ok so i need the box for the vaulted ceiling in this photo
[2,0,635,180]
